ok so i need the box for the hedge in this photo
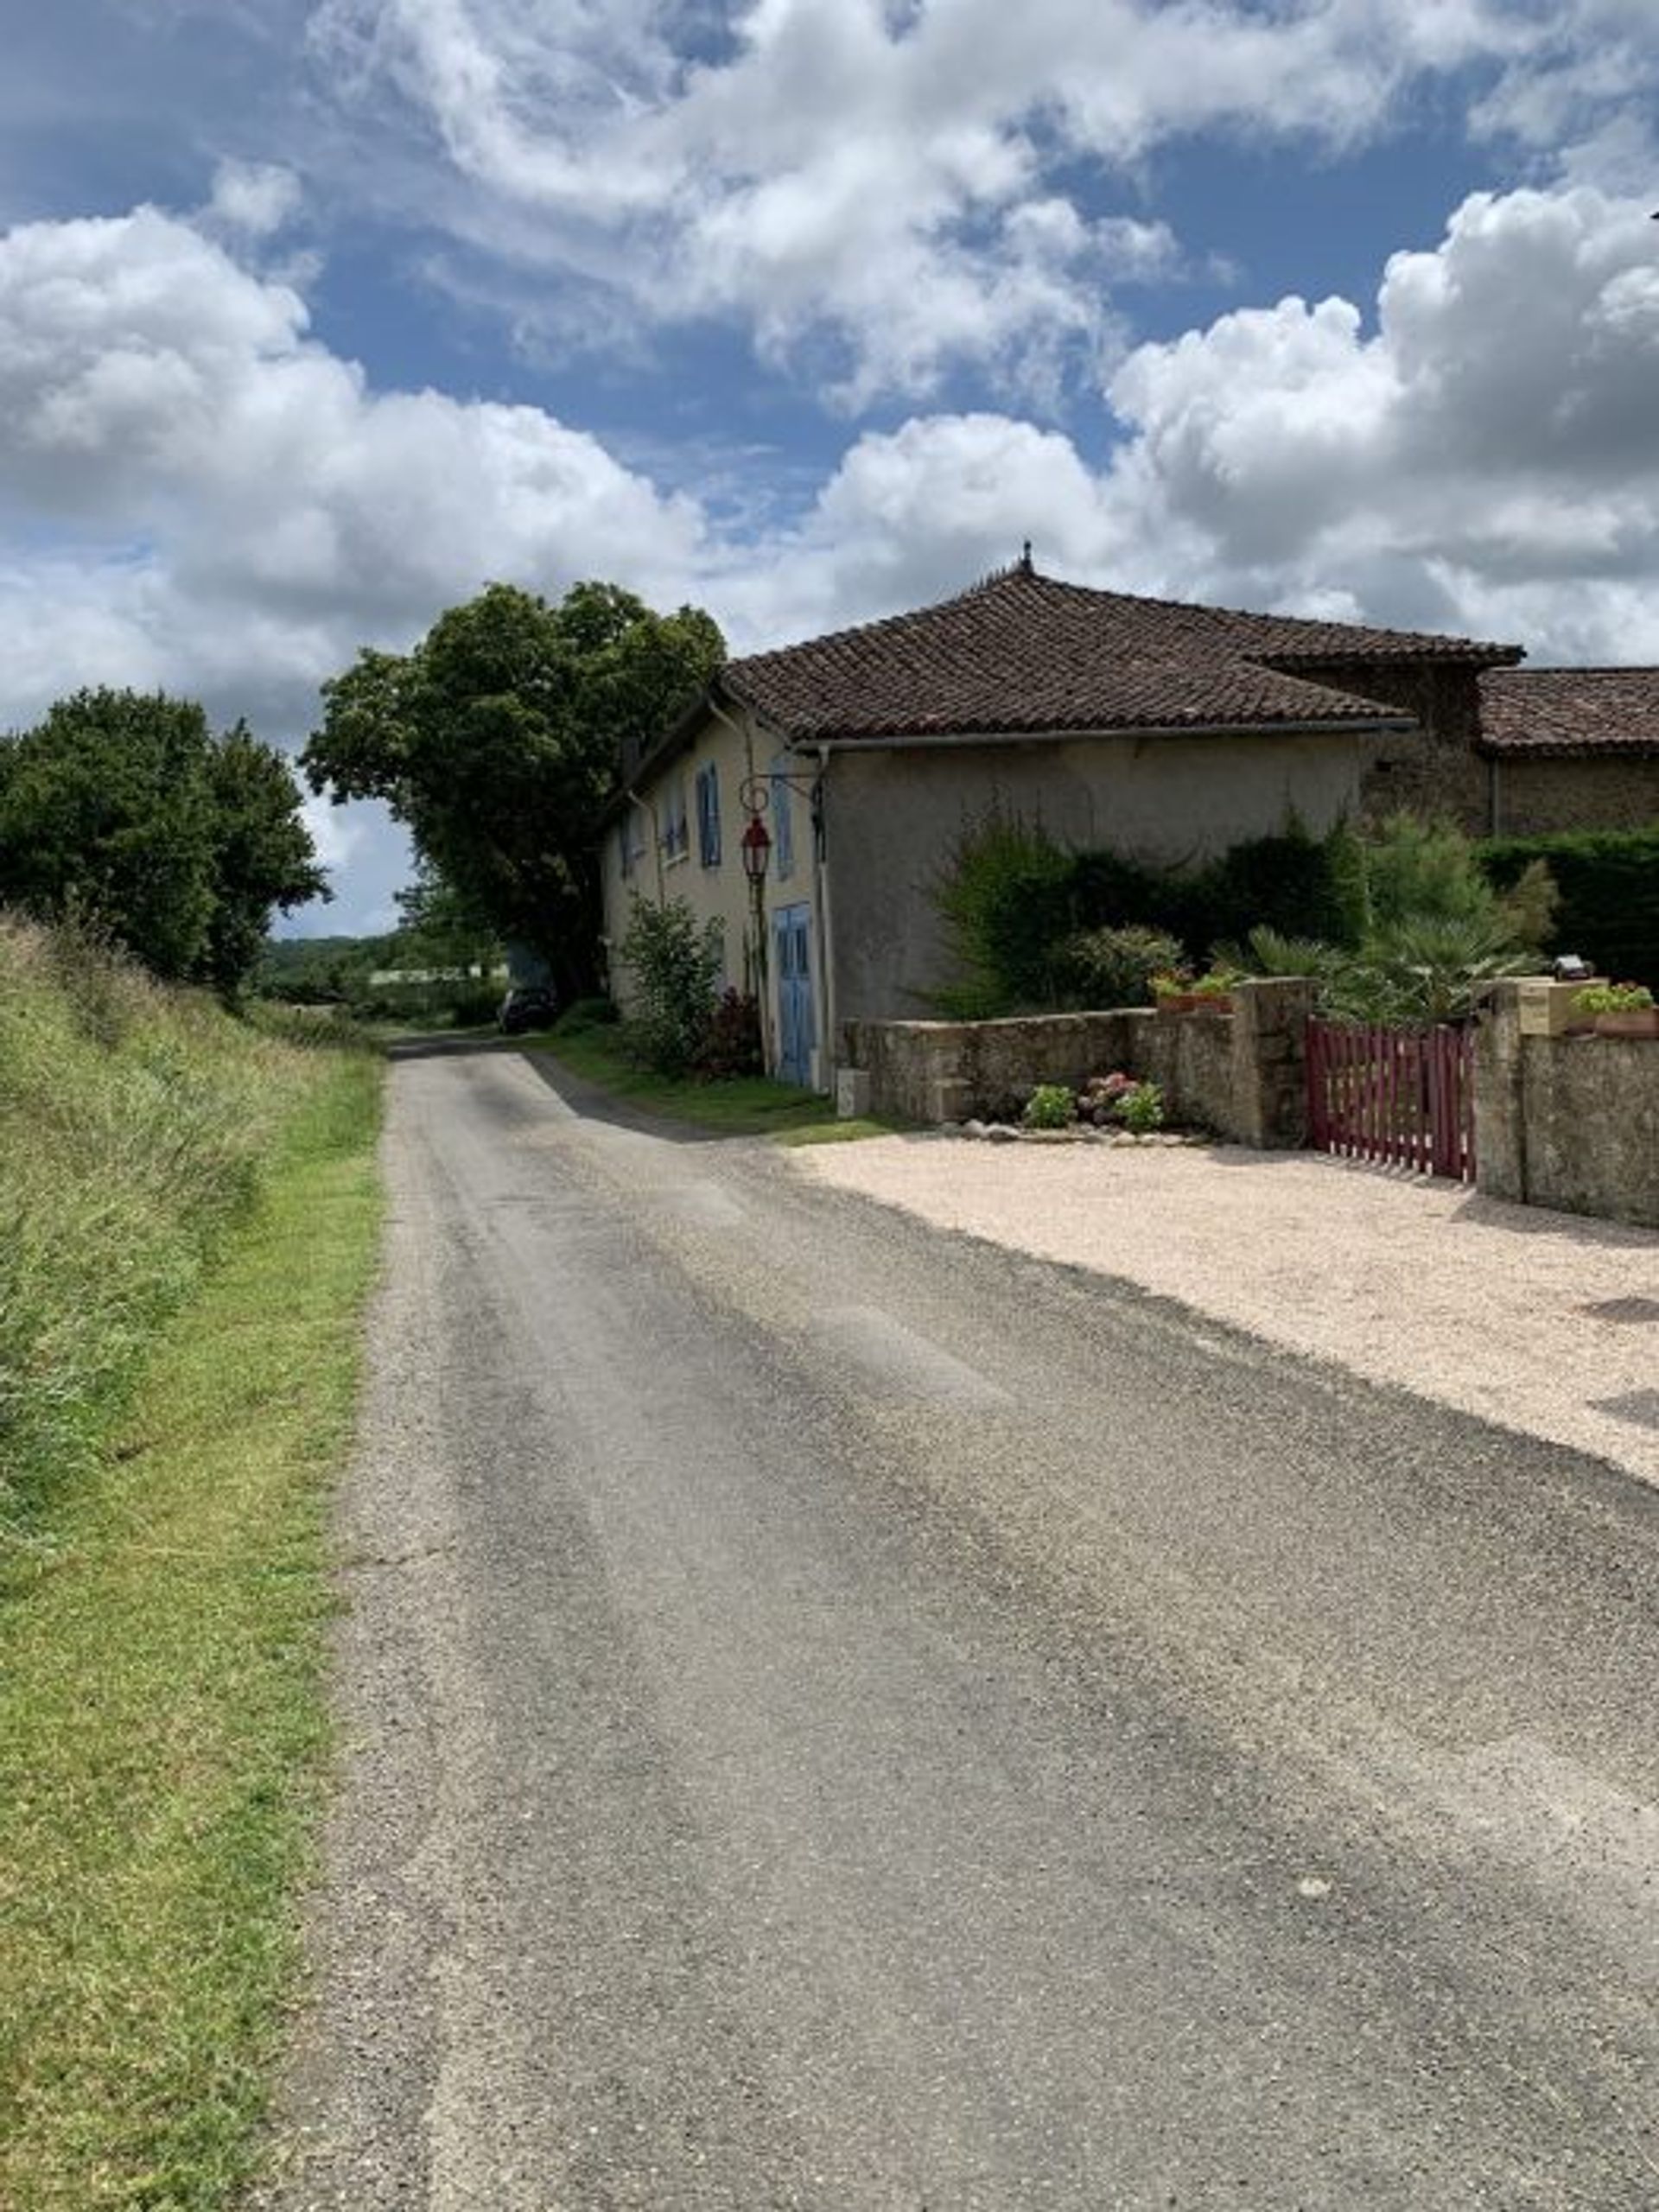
[1478,828,1659,988]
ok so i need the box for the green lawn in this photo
[533,1024,898,1144]
[0,1051,384,2211]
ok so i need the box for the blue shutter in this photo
[702,766,721,866]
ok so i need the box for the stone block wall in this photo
[842,979,1314,1146]
[1489,754,1659,837]
[1476,981,1659,1230]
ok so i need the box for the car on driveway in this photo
[498,985,557,1035]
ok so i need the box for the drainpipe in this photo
[812,743,836,1090]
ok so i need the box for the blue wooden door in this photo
[773,903,814,1087]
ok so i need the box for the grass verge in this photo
[535,1023,900,1141]
[0,1047,383,2211]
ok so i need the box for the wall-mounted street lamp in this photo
[740,809,772,885]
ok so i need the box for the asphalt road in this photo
[255,1044,1659,2210]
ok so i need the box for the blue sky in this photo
[3,1,1657,934]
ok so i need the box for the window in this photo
[771,759,795,880]
[663,775,690,862]
[620,814,639,879]
[696,764,721,868]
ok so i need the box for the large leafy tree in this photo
[200,720,332,998]
[0,689,327,992]
[302,580,725,998]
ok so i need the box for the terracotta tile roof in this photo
[1478,668,1659,758]
[720,564,1520,743]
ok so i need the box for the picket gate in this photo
[1306,1020,1477,1182]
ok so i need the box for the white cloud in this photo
[1095,184,1659,657]
[205,158,304,238]
[303,0,1605,403]
[0,202,711,741]
[6,179,1659,926]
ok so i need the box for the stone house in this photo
[599,559,1524,1089]
[1476,668,1659,837]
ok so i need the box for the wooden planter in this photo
[1593,1008,1659,1039]
[1154,992,1199,1014]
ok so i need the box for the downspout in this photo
[812,743,836,1090]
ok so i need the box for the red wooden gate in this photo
[1306,1020,1477,1182]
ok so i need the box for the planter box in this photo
[1593,1008,1659,1039]
[1154,993,1199,1014]
[1517,977,1604,1038]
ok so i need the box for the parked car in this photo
[498,984,557,1035]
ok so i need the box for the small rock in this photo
[984,1122,1019,1143]
[962,1118,988,1140]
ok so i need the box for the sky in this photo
[3,1,1658,936]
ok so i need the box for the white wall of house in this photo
[601,704,833,1082]
[821,729,1366,1025]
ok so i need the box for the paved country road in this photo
[254,1044,1659,2210]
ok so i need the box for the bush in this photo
[1115,1079,1165,1135]
[1479,827,1659,988]
[616,894,722,1075]
[931,815,1077,1014]
[932,814,1352,1014]
[1021,1083,1077,1129]
[1054,924,1186,1007]
[698,988,762,1077]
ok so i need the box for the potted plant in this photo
[1150,969,1198,1014]
[1573,981,1659,1039]
[1187,967,1243,1015]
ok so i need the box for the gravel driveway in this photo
[798,1135,1659,1491]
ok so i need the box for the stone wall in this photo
[842,978,1313,1145]
[1476,981,1659,1230]
[1489,753,1659,837]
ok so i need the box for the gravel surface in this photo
[798,1134,1659,1490]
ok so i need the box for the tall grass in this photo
[0,916,358,1541]
[0,913,384,2209]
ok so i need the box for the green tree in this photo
[200,720,331,999]
[302,581,725,999]
[0,690,325,993]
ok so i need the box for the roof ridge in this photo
[1484,664,1659,677]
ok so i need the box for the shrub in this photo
[1021,1083,1077,1129]
[616,894,722,1075]
[698,988,762,1077]
[931,815,1077,1014]
[1054,924,1186,1007]
[932,814,1353,1014]
[1114,1079,1165,1135]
